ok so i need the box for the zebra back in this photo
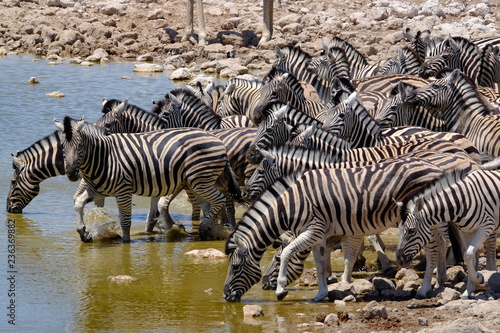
[7,130,65,213]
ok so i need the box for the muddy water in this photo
[0,55,399,332]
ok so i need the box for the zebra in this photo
[404,69,500,162]
[307,46,352,81]
[56,117,241,242]
[373,81,448,132]
[6,130,106,217]
[403,28,433,61]
[396,169,500,298]
[215,78,263,125]
[376,47,423,76]
[325,37,382,78]
[254,68,325,120]
[153,89,254,129]
[224,156,445,302]
[273,45,333,103]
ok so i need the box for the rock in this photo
[243,304,264,317]
[351,279,374,295]
[328,281,354,300]
[86,48,109,62]
[133,63,164,73]
[418,317,428,326]
[373,277,396,291]
[467,3,491,17]
[28,77,39,84]
[440,287,461,304]
[480,270,500,292]
[380,289,413,300]
[324,313,338,326]
[359,300,387,319]
[46,91,65,98]
[107,275,137,283]
[169,67,195,80]
[47,0,77,7]
[137,53,154,62]
[58,30,84,45]
[447,266,467,284]
[343,295,356,302]
[395,268,420,290]
[183,248,225,259]
[99,2,128,16]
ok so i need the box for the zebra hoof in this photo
[78,227,93,243]
[198,225,214,241]
[276,290,288,301]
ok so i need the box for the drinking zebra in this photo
[56,117,240,242]
[224,157,444,302]
[396,169,500,299]
[6,130,105,216]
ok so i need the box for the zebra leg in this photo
[195,188,225,241]
[276,228,324,301]
[157,190,185,231]
[367,234,392,271]
[116,194,133,243]
[145,197,160,233]
[186,188,201,221]
[417,231,446,299]
[462,226,494,299]
[483,233,497,271]
[221,193,237,229]
[312,239,330,302]
[340,235,365,283]
[73,188,104,243]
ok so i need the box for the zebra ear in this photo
[346,92,358,107]
[275,104,289,120]
[168,93,182,107]
[300,125,315,141]
[75,117,85,131]
[11,154,24,169]
[54,118,64,132]
[261,149,276,165]
[113,99,128,117]
[447,69,461,83]
[413,197,424,213]
[233,234,247,253]
[447,36,459,53]
[102,98,108,106]
[224,83,236,95]
[321,39,329,52]
[275,46,284,61]
[204,79,214,94]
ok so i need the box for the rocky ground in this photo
[2,0,500,331]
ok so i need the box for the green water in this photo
[0,55,396,332]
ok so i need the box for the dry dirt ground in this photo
[2,0,500,332]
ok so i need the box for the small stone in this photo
[28,77,39,84]
[359,300,387,319]
[46,91,65,98]
[440,287,461,304]
[204,288,213,294]
[107,275,138,283]
[324,313,338,326]
[243,304,264,317]
[372,277,396,291]
[418,317,428,326]
[343,295,356,302]
[169,67,195,80]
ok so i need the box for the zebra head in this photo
[56,117,85,182]
[246,104,291,165]
[158,93,183,128]
[224,235,261,302]
[254,69,288,118]
[243,149,280,202]
[95,99,129,133]
[405,69,460,110]
[396,197,430,268]
[6,155,38,214]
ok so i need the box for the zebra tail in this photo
[223,163,245,205]
[448,222,464,265]
[481,155,500,170]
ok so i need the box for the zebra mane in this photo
[328,37,369,67]
[275,45,313,67]
[226,172,301,254]
[226,78,263,89]
[265,68,308,99]
[64,116,108,140]
[101,98,121,114]
[13,130,62,164]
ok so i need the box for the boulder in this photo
[86,48,109,62]
[133,63,164,73]
[183,248,225,259]
[243,304,264,317]
[372,277,396,291]
[359,300,387,319]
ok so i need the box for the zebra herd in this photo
[7,29,500,302]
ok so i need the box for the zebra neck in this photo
[17,131,65,180]
[79,133,112,177]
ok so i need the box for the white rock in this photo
[183,248,225,259]
[46,91,65,98]
[86,48,109,62]
[169,67,195,80]
[134,63,164,73]
[360,300,387,319]
[243,304,264,317]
